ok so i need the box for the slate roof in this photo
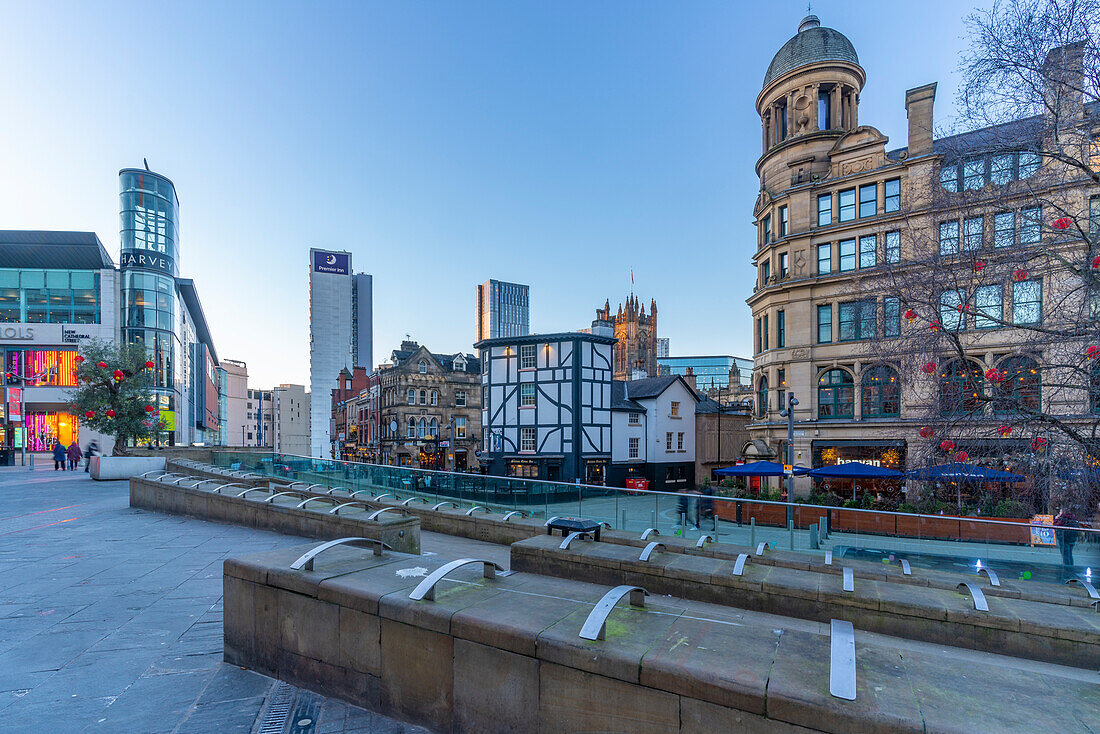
[390,346,480,373]
[623,375,699,401]
[763,16,859,88]
[610,381,645,412]
[0,230,115,270]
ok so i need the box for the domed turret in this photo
[763,15,859,90]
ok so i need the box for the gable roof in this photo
[390,344,481,373]
[624,375,700,402]
[610,380,646,412]
[0,230,115,270]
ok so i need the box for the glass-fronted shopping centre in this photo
[657,355,753,391]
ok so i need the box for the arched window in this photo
[429,418,438,437]
[756,376,768,418]
[861,365,900,417]
[406,417,416,438]
[417,418,426,439]
[818,369,854,418]
[419,389,426,405]
[418,360,427,374]
[994,356,1041,414]
[1092,361,1100,414]
[430,390,438,406]
[939,360,984,416]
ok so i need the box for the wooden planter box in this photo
[960,517,1031,545]
[895,514,961,541]
[794,505,828,530]
[829,508,896,536]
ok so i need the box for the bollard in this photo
[621,510,627,531]
[821,514,828,540]
[809,523,819,550]
[750,517,756,548]
[651,510,657,529]
[788,519,795,550]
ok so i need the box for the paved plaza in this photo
[0,464,507,733]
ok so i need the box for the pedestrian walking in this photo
[51,441,67,471]
[84,440,99,473]
[1053,507,1081,580]
[67,441,82,471]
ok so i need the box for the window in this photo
[884,179,900,213]
[963,217,984,251]
[455,390,466,407]
[991,154,1014,185]
[519,344,536,369]
[428,418,438,438]
[994,212,1014,248]
[859,235,876,268]
[838,300,876,341]
[817,194,832,226]
[677,432,684,451]
[778,368,786,387]
[757,376,768,418]
[779,104,787,139]
[519,383,536,407]
[817,305,832,343]
[884,231,900,263]
[1013,279,1042,324]
[883,297,901,337]
[975,285,1003,328]
[779,252,789,278]
[779,205,788,237]
[520,427,536,452]
[417,418,427,439]
[666,432,673,451]
[818,369,854,418]
[940,165,959,192]
[861,365,900,417]
[963,159,985,189]
[407,418,416,438]
[838,189,856,221]
[777,310,785,348]
[859,184,877,218]
[839,239,856,272]
[407,388,415,405]
[940,290,965,331]
[670,401,680,417]
[628,437,640,459]
[755,318,762,353]
[994,357,1041,414]
[418,360,427,374]
[1091,196,1100,237]
[762,215,771,244]
[1020,206,1042,245]
[762,260,770,284]
[762,313,769,350]
[455,416,466,438]
[939,360,984,416]
[1018,151,1040,178]
[938,221,959,256]
[430,390,438,406]
[818,89,831,129]
[817,243,832,275]
[419,389,427,405]
[628,412,640,425]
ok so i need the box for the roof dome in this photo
[762,15,859,89]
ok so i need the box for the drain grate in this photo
[256,680,296,734]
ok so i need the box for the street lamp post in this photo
[779,392,799,500]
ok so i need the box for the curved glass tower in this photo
[119,168,180,441]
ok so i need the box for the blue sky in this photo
[0,1,981,388]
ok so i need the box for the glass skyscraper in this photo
[657,355,753,391]
[477,279,529,342]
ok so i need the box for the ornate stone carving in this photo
[838,156,874,176]
[792,348,809,359]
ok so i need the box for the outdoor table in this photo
[546,516,601,541]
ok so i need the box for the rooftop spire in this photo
[798,14,820,33]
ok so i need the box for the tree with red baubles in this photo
[955,450,969,463]
[1093,255,1100,268]
[921,362,937,374]
[1012,269,1029,282]
[1087,345,1100,360]
[144,361,154,369]
[904,309,917,322]
[919,426,933,438]
[68,339,165,456]
[939,439,956,453]
[74,356,84,364]
[972,260,985,272]
[998,425,1012,438]
[984,368,1004,383]
[1052,216,1072,229]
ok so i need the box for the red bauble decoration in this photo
[144,361,155,369]
[106,409,116,418]
[955,450,969,463]
[1087,345,1100,360]
[1092,255,1100,268]
[919,426,933,438]
[985,368,1004,383]
[940,439,956,453]
[1031,437,1047,450]
[973,260,986,273]
[145,404,156,413]
[1052,216,1073,230]
[1013,269,1029,282]
[929,320,942,331]
[74,355,85,363]
[84,411,94,419]
[921,362,937,374]
[96,361,107,369]
[904,309,917,322]
[997,425,1012,437]
[112,369,124,381]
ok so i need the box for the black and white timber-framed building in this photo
[476,331,616,484]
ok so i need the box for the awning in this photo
[715,460,810,477]
[807,462,904,479]
[906,462,1025,482]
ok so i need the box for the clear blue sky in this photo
[0,0,981,388]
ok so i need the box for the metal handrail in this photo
[304,483,327,492]
[365,507,407,521]
[408,558,505,601]
[695,534,713,548]
[329,501,372,515]
[956,582,989,611]
[977,567,1001,587]
[755,541,768,556]
[732,553,750,576]
[543,516,560,526]
[433,501,458,511]
[1066,577,1099,599]
[899,559,912,575]
[211,482,247,494]
[558,531,591,549]
[402,497,426,506]
[579,585,648,640]
[464,506,490,516]
[829,619,856,701]
[290,537,392,570]
[190,478,220,489]
[237,487,271,498]
[842,567,854,592]
[140,470,169,478]
[326,486,350,496]
[824,550,833,565]
[502,510,526,522]
[640,528,659,540]
[264,491,310,504]
[639,542,664,562]
[295,496,338,509]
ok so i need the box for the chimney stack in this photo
[684,366,697,392]
[1043,42,1085,123]
[904,83,937,158]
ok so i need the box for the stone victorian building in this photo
[596,296,659,381]
[376,341,481,470]
[747,15,1100,499]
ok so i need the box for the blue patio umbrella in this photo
[714,461,810,477]
[807,462,904,479]
[905,463,1025,482]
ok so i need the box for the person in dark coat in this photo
[1054,507,1081,579]
[84,440,99,473]
[67,441,82,471]
[52,441,67,471]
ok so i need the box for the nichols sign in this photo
[313,250,349,275]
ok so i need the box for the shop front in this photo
[811,440,907,499]
[24,410,79,452]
